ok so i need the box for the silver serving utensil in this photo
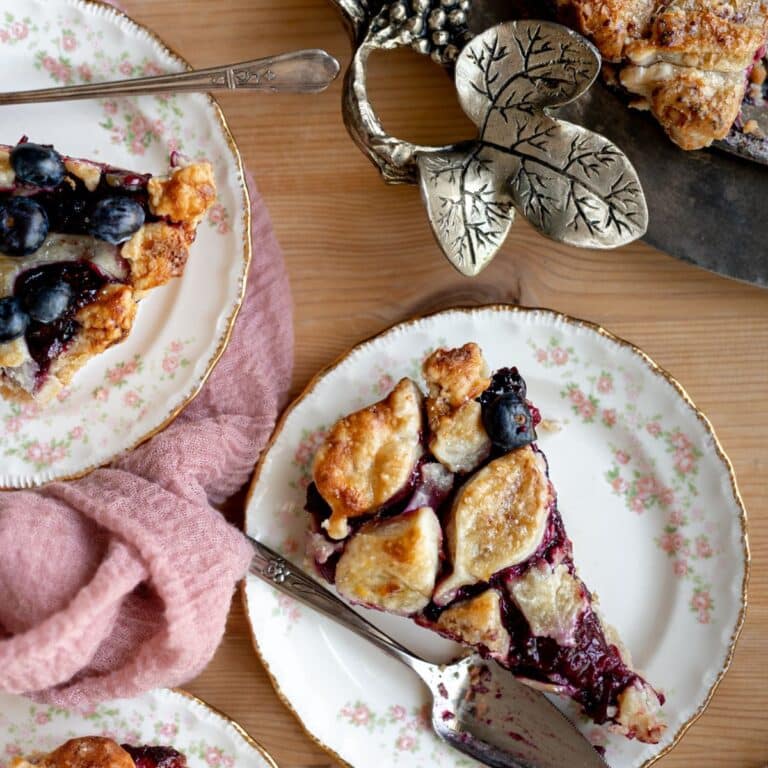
[249,538,608,768]
[0,49,340,104]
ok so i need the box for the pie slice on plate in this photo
[11,737,186,768]
[0,139,215,402]
[305,343,666,743]
[555,0,768,149]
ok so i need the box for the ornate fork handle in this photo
[0,49,340,105]
[248,537,431,677]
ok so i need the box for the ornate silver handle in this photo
[0,49,340,105]
[248,537,432,677]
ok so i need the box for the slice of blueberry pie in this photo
[305,343,666,743]
[0,139,216,402]
[11,737,186,768]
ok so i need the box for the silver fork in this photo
[249,539,608,768]
[0,49,340,104]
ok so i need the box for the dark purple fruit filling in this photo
[0,141,157,258]
[23,279,72,323]
[121,745,187,768]
[14,261,109,375]
[403,461,454,514]
[500,598,638,724]
[305,483,344,582]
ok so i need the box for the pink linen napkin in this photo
[0,172,293,707]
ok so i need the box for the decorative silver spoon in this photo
[249,538,608,768]
[0,49,340,104]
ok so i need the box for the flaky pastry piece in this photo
[312,377,424,540]
[422,342,491,473]
[0,140,215,402]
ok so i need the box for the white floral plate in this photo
[243,306,748,768]
[0,0,249,487]
[0,689,276,768]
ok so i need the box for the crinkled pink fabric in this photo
[0,173,293,707]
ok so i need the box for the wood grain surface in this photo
[123,1,767,765]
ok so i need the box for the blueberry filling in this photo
[31,168,155,237]
[88,195,146,244]
[0,141,158,252]
[0,296,28,342]
[10,142,65,188]
[500,595,640,724]
[0,141,166,385]
[14,261,110,375]
[22,279,72,323]
[482,393,537,452]
[121,745,187,768]
[0,197,49,256]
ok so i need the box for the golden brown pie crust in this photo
[11,737,135,768]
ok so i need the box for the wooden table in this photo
[124,2,767,765]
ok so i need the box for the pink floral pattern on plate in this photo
[338,702,475,765]
[1,338,194,472]
[0,12,34,46]
[290,426,328,491]
[532,334,718,624]
[0,689,273,768]
[528,335,579,368]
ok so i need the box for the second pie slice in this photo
[305,343,665,743]
[0,139,215,402]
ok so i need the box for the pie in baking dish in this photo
[305,343,666,743]
[555,0,768,149]
[0,139,215,402]
[11,737,186,768]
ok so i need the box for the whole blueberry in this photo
[22,280,73,323]
[0,296,29,342]
[10,142,66,188]
[481,393,537,452]
[478,367,527,408]
[88,196,145,244]
[0,197,49,256]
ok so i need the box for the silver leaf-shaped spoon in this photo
[249,538,608,768]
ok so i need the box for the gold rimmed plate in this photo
[0,0,250,487]
[242,304,747,768]
[0,688,277,767]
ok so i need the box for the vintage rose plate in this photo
[243,305,748,768]
[0,688,276,768]
[0,0,250,487]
